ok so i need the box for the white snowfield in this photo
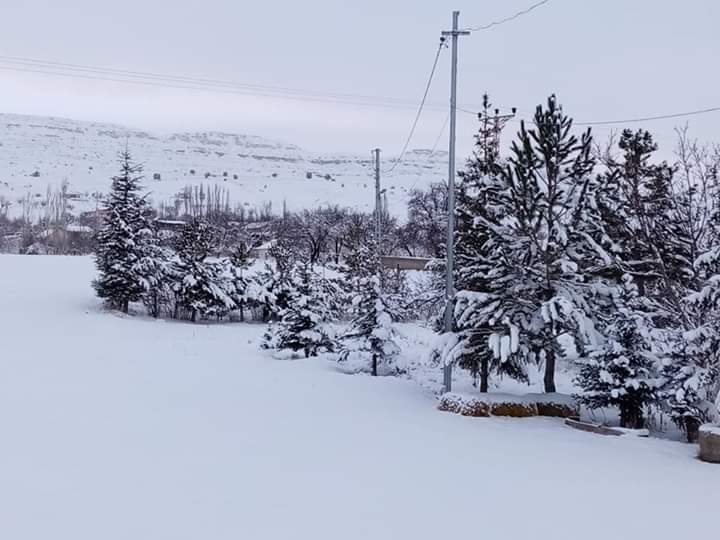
[0,255,717,540]
[0,113,448,219]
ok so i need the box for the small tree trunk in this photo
[191,309,197,323]
[122,299,129,314]
[620,401,644,429]
[371,354,378,377]
[620,403,629,429]
[544,348,557,393]
[480,356,489,393]
[685,417,701,443]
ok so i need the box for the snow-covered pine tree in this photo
[463,95,605,393]
[171,219,235,322]
[229,241,252,321]
[653,152,720,441]
[339,213,374,294]
[661,335,718,441]
[382,266,412,322]
[263,263,334,357]
[256,237,297,321]
[93,150,153,313]
[338,242,400,376]
[312,264,345,322]
[598,129,692,314]
[664,234,720,439]
[447,94,527,391]
[576,277,660,428]
[137,225,173,318]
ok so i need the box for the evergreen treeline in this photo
[93,95,720,440]
[445,94,720,440]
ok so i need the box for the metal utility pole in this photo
[373,148,382,275]
[441,11,469,393]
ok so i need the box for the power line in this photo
[429,113,450,155]
[403,113,451,196]
[0,54,439,108]
[463,0,550,32]
[456,105,479,115]
[574,106,720,126]
[457,104,720,126]
[0,63,446,112]
[0,54,492,113]
[384,41,445,176]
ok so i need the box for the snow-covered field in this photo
[1,254,717,540]
[0,113,448,219]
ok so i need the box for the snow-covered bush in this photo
[137,238,174,319]
[171,219,235,322]
[262,263,334,357]
[576,281,661,428]
[338,274,400,376]
[661,331,719,441]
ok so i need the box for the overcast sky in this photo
[1,0,718,159]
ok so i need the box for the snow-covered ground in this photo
[0,254,717,540]
[0,113,448,220]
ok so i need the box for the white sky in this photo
[0,0,718,159]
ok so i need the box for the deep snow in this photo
[0,255,717,540]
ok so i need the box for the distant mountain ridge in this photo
[0,113,449,220]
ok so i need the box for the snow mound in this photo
[438,392,579,418]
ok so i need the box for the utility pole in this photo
[441,11,469,393]
[373,148,382,277]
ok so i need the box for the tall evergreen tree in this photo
[93,150,153,313]
[594,128,715,438]
[449,94,524,391]
[598,129,692,314]
[652,132,720,440]
[455,95,605,393]
[665,218,720,439]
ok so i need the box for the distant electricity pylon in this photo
[476,94,517,168]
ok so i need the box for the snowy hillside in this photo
[1,254,718,540]
[0,113,449,220]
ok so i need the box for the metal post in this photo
[441,12,469,393]
[373,148,382,276]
